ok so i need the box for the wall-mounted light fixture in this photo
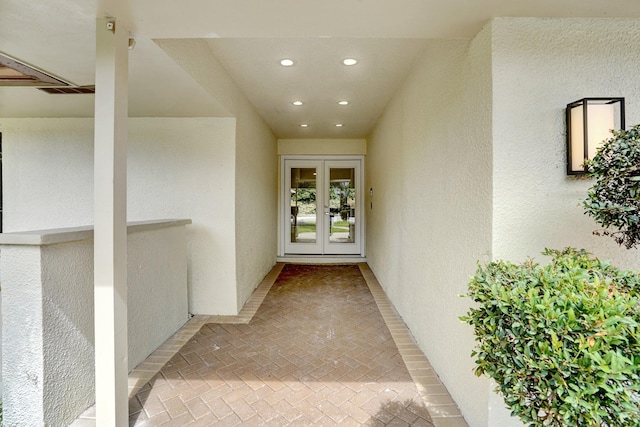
[566,97,625,175]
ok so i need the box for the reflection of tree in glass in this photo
[292,187,317,214]
[330,181,355,220]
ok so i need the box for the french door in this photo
[283,158,362,255]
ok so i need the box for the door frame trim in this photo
[278,155,365,258]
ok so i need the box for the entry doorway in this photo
[282,157,363,256]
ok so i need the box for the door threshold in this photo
[277,255,367,264]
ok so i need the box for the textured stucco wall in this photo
[492,17,640,267]
[1,117,239,314]
[234,109,278,312]
[1,224,188,426]
[127,118,238,314]
[2,241,94,427]
[2,246,47,426]
[127,226,189,368]
[41,240,95,426]
[277,139,367,155]
[156,39,278,313]
[2,119,95,229]
[366,35,493,427]
[369,18,640,426]
[489,17,640,425]
[1,37,281,316]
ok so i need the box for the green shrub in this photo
[462,248,640,426]
[583,125,640,249]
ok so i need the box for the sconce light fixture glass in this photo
[566,97,625,175]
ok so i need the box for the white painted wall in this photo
[2,119,95,229]
[491,17,640,267]
[2,39,278,317]
[366,35,493,427]
[0,221,188,426]
[41,240,94,427]
[278,139,367,155]
[1,244,92,427]
[369,17,640,427]
[489,17,640,425]
[155,39,278,312]
[235,106,279,311]
[1,117,241,314]
[127,226,189,368]
[127,118,239,314]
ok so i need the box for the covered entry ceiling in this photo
[206,38,429,138]
[1,0,640,138]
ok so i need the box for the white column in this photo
[94,16,129,427]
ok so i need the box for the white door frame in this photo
[279,155,365,257]
[322,159,362,255]
[283,159,324,255]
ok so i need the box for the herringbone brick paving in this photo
[129,264,434,426]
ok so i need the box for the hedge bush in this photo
[583,125,640,249]
[462,248,640,426]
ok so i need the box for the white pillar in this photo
[94,16,129,427]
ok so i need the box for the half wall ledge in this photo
[0,218,192,427]
[0,218,193,245]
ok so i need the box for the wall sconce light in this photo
[566,97,625,175]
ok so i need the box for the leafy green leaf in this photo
[462,248,640,426]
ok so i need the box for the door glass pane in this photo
[328,168,355,243]
[290,167,317,243]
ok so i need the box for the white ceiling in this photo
[206,38,429,138]
[2,0,640,138]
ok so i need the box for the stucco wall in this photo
[366,35,493,427]
[156,39,278,313]
[492,17,640,266]
[2,38,278,316]
[127,118,239,314]
[2,119,95,229]
[41,240,95,427]
[234,107,278,311]
[369,18,640,426]
[127,226,189,367]
[1,222,188,426]
[1,117,239,314]
[278,139,367,155]
[489,17,640,425]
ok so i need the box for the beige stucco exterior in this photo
[2,16,640,427]
[366,17,640,426]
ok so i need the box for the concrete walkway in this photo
[74,263,467,426]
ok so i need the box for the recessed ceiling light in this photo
[280,59,294,67]
[335,123,344,127]
[299,123,309,128]
[342,58,358,66]
[292,100,303,106]
[338,100,349,106]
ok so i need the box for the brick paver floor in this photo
[129,264,434,426]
